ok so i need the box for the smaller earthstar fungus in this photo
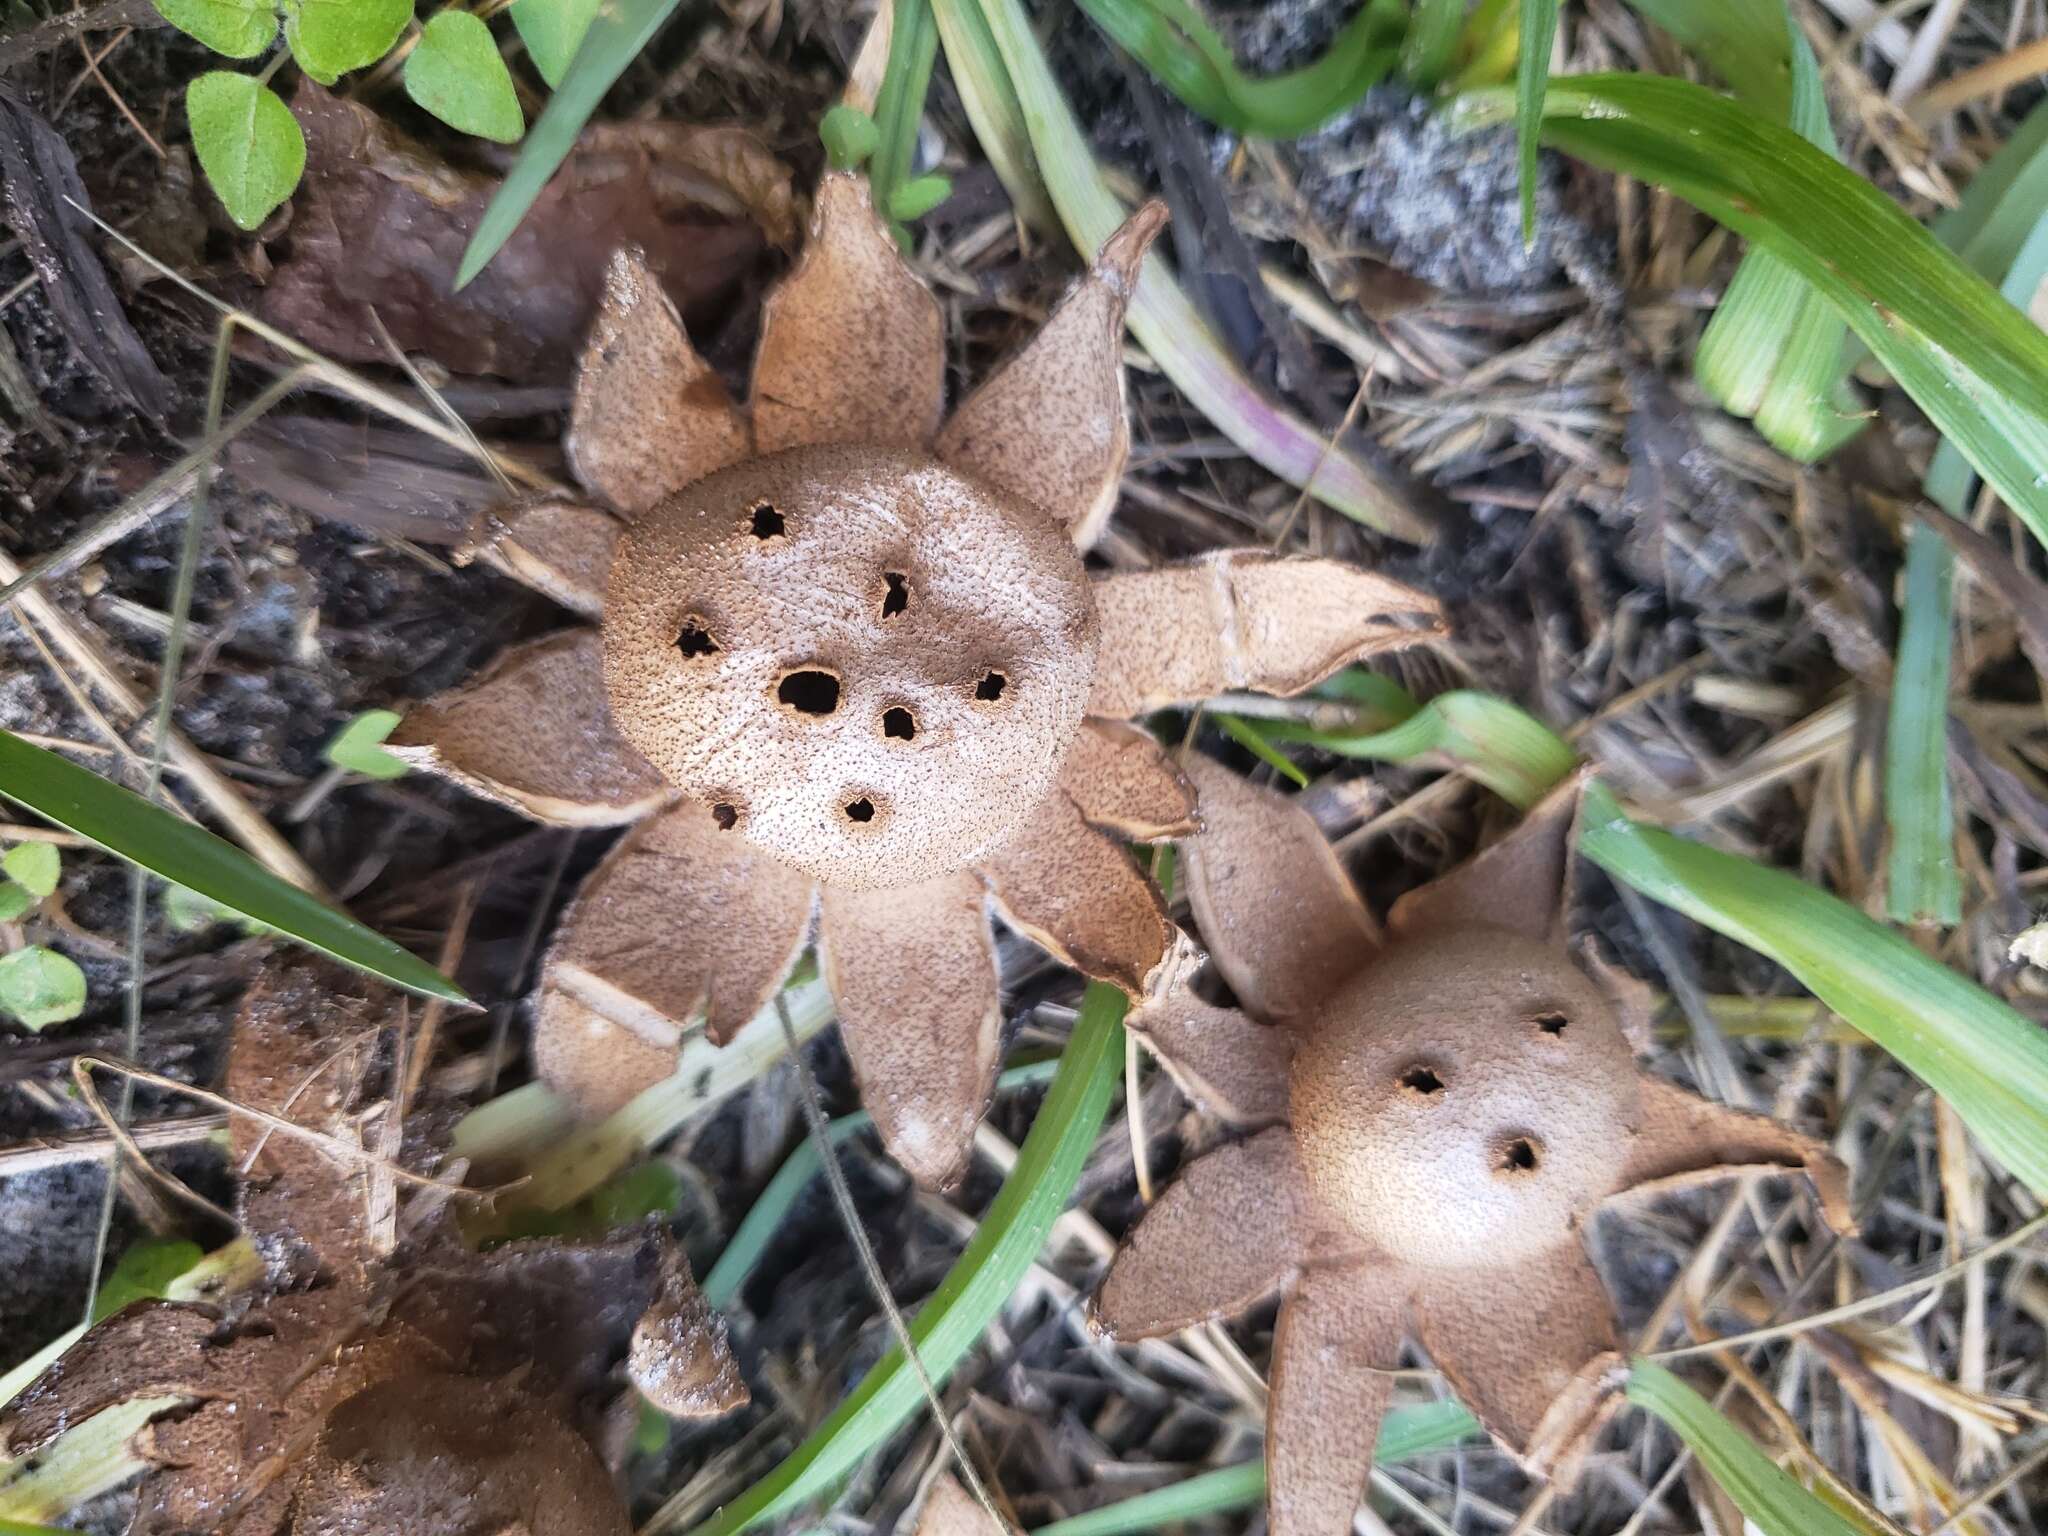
[1090,758,1853,1536]
[0,958,743,1536]
[390,171,1443,1188]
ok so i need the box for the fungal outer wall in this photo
[1091,758,1855,1536]
[388,170,1445,1189]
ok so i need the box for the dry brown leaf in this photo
[260,86,793,383]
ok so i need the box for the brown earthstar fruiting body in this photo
[0,958,745,1536]
[1092,759,1855,1536]
[390,170,1444,1188]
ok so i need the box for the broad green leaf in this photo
[0,885,34,923]
[152,0,275,58]
[1516,0,1557,243]
[954,0,1433,542]
[1462,74,2048,547]
[1580,779,2048,1196]
[1626,1362,1877,1536]
[2,840,59,898]
[405,11,525,143]
[458,0,690,287]
[819,103,880,170]
[323,709,408,781]
[91,1238,204,1322]
[281,0,411,84]
[678,983,1129,1536]
[1028,1403,1481,1536]
[1622,0,1794,116]
[510,0,603,88]
[185,71,305,231]
[0,945,86,1030]
[0,729,466,1002]
[1076,0,1404,139]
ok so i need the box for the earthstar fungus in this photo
[390,172,1442,1188]
[1091,760,1853,1536]
[0,959,744,1536]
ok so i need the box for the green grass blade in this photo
[1626,1362,1876,1536]
[702,1060,1061,1309]
[1460,74,2048,544]
[1404,0,1469,88]
[456,0,693,289]
[1620,0,1793,116]
[1027,1402,1481,1536]
[1259,689,1576,808]
[1516,0,1557,244]
[957,0,1434,543]
[1884,158,2048,926]
[1213,712,1309,786]
[1579,779,2048,1196]
[674,982,1130,1536]
[1883,523,1960,925]
[1689,15,1863,461]
[871,0,940,233]
[926,0,1056,231]
[1075,0,1403,139]
[0,729,465,1002]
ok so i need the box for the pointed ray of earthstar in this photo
[1266,1261,1406,1536]
[1059,717,1198,841]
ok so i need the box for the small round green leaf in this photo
[282,0,412,84]
[0,945,87,1030]
[0,884,34,923]
[152,0,277,58]
[819,105,879,171]
[886,172,952,222]
[186,71,306,231]
[324,709,409,781]
[2,840,60,898]
[509,0,603,89]
[405,12,525,144]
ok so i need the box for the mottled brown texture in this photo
[916,1474,1011,1536]
[1411,1249,1623,1478]
[536,796,817,1108]
[568,246,754,517]
[819,873,1002,1189]
[1613,1076,1854,1232]
[227,962,383,1287]
[1179,754,1376,1026]
[629,1243,749,1419]
[603,444,1097,889]
[978,793,1174,997]
[936,203,1165,549]
[1125,936,1291,1125]
[750,172,945,453]
[532,991,687,1120]
[1093,770,1855,1536]
[1060,718,1198,841]
[1386,773,1582,944]
[262,87,792,384]
[464,495,623,620]
[387,628,672,826]
[1266,1263,1403,1536]
[1086,553,1442,717]
[1091,1129,1310,1339]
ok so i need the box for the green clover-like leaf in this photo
[282,0,411,84]
[819,104,879,170]
[324,709,409,781]
[509,0,603,89]
[152,0,277,58]
[186,71,306,231]
[2,840,60,899]
[0,945,88,1030]
[405,11,525,144]
[0,884,34,923]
